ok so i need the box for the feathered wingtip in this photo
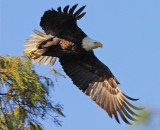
[24,30,57,66]
[57,4,86,20]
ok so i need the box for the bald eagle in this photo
[24,4,142,124]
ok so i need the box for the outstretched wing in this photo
[40,4,86,43]
[59,52,142,124]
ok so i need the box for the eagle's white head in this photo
[82,36,103,51]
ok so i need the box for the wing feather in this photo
[76,12,86,20]
[57,7,62,13]
[69,4,78,14]
[74,5,86,17]
[40,4,86,42]
[59,52,142,124]
[63,5,69,13]
[112,96,120,123]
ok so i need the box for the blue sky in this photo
[1,0,160,130]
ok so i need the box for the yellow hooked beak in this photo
[95,42,103,48]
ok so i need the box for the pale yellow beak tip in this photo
[97,43,103,48]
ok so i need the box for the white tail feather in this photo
[24,29,57,66]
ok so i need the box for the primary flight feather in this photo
[24,4,142,124]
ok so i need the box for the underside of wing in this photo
[40,4,86,42]
[59,53,142,124]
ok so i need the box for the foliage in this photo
[0,55,64,129]
[129,108,160,130]
[134,109,151,126]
